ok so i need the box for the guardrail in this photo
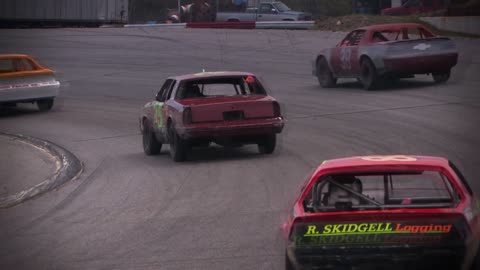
[123,21,315,30]
[256,21,315,29]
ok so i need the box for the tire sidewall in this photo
[360,58,377,90]
[317,58,335,88]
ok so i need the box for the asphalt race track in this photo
[1,27,479,270]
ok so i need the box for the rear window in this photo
[304,171,460,212]
[176,76,266,100]
[372,27,434,42]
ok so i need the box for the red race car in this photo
[283,155,480,270]
[139,71,284,162]
[312,23,458,90]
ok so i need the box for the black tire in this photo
[360,57,379,90]
[142,120,161,155]
[285,251,295,270]
[258,134,276,154]
[316,57,337,88]
[432,70,450,83]
[169,127,187,162]
[37,98,54,111]
[471,246,480,270]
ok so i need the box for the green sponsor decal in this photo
[154,103,164,129]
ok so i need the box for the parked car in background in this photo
[216,1,312,22]
[0,54,60,111]
[381,0,448,16]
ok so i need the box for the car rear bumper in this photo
[287,245,468,270]
[178,117,284,139]
[383,53,458,75]
[0,81,60,103]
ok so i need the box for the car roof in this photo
[356,23,429,32]
[0,54,31,59]
[168,71,255,81]
[318,155,449,171]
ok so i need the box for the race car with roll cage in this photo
[283,155,480,270]
[312,23,458,90]
[139,71,284,162]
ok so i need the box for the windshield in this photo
[272,2,291,12]
[304,171,459,212]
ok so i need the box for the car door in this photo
[257,3,277,21]
[330,30,364,77]
[152,79,174,137]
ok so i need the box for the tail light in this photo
[183,107,192,124]
[273,101,281,117]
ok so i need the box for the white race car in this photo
[0,54,60,111]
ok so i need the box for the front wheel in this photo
[169,128,188,162]
[316,57,337,88]
[360,58,379,90]
[258,134,276,154]
[37,98,54,111]
[142,120,162,155]
[432,70,450,83]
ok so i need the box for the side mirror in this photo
[271,8,278,14]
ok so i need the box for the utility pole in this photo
[178,0,181,13]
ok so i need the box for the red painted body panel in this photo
[284,155,480,269]
[178,117,284,139]
[382,0,446,16]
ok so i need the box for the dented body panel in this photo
[312,23,458,80]
[139,71,284,146]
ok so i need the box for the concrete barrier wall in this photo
[420,16,480,36]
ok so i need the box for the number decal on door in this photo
[340,47,352,70]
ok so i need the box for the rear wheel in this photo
[37,98,54,111]
[142,120,161,155]
[285,251,295,270]
[360,58,379,90]
[471,245,480,270]
[316,57,337,88]
[258,134,276,154]
[432,70,450,83]
[169,127,188,162]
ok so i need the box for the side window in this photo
[0,59,14,73]
[14,58,35,72]
[259,4,273,14]
[165,80,176,100]
[156,79,173,102]
[340,30,365,46]
[449,161,473,195]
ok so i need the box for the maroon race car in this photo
[312,23,458,90]
[283,155,480,270]
[139,71,284,162]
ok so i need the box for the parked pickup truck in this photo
[216,1,311,22]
